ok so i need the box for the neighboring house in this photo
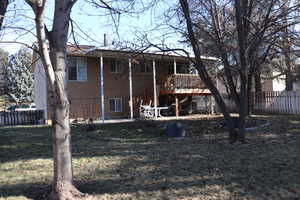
[33,45,217,121]
[262,71,300,92]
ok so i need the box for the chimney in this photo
[103,33,112,47]
[104,34,107,47]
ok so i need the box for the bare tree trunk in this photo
[49,50,83,200]
[234,0,248,143]
[180,0,238,143]
[285,59,294,91]
[247,70,253,115]
[284,48,293,91]
[238,73,247,143]
[220,54,240,107]
[25,1,88,199]
[254,71,262,92]
[0,0,8,30]
[283,0,294,91]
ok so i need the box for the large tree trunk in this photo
[0,0,8,30]
[246,70,253,115]
[283,2,293,91]
[234,0,247,143]
[285,63,294,91]
[284,40,293,91]
[25,1,88,199]
[49,50,83,200]
[254,71,262,92]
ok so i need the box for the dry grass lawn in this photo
[1,115,300,200]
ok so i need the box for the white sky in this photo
[0,0,186,54]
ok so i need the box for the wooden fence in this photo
[0,110,44,126]
[220,91,300,115]
[252,91,300,114]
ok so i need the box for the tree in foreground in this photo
[24,0,87,199]
[177,0,300,143]
[0,0,9,30]
[23,0,153,199]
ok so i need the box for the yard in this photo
[1,115,300,200]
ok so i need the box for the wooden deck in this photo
[160,74,211,95]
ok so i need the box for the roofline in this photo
[67,46,218,61]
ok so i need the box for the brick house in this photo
[33,45,217,121]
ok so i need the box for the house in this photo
[33,45,217,121]
[261,71,300,92]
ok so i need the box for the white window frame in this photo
[109,98,122,112]
[110,59,123,74]
[67,56,87,81]
[139,60,152,73]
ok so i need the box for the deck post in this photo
[173,58,177,74]
[175,95,179,118]
[128,57,133,120]
[210,95,215,114]
[100,53,105,123]
[153,59,158,119]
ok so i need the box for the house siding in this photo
[68,57,101,119]
[37,50,210,120]
[67,57,173,119]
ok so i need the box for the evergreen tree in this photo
[6,48,34,104]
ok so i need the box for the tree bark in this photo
[284,49,293,91]
[234,0,248,143]
[0,0,8,30]
[247,70,253,115]
[25,0,87,199]
[283,0,293,91]
[254,71,262,92]
[49,50,83,200]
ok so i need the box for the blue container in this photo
[165,122,185,138]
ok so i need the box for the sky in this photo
[0,0,186,54]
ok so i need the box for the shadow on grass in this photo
[1,115,300,199]
[0,183,51,200]
[77,132,300,199]
[0,120,165,163]
[0,126,53,163]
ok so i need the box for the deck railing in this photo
[161,74,205,91]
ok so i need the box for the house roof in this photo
[66,44,218,61]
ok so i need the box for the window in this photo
[21,104,30,109]
[67,56,87,81]
[139,60,152,73]
[177,63,197,74]
[110,59,122,73]
[109,98,122,112]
